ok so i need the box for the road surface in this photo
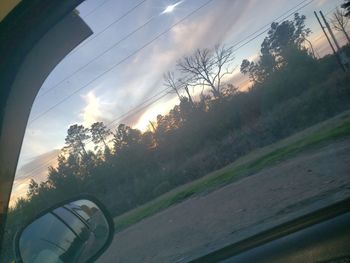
[98,138,350,263]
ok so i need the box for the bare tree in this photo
[331,8,350,44]
[342,0,350,17]
[182,83,194,106]
[163,71,195,106]
[177,45,235,99]
[163,71,181,100]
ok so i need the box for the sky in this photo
[10,0,348,205]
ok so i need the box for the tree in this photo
[331,8,350,44]
[222,83,238,97]
[261,13,311,65]
[64,124,90,157]
[182,82,194,106]
[113,124,141,152]
[27,179,39,199]
[240,59,259,83]
[47,154,84,195]
[90,122,111,150]
[163,71,195,107]
[164,71,182,100]
[342,0,350,17]
[240,13,312,82]
[177,45,235,98]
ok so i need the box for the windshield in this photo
[2,0,350,262]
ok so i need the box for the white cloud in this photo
[81,91,101,126]
[80,90,118,127]
[117,0,253,128]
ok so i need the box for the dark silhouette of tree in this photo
[47,155,81,190]
[164,71,182,100]
[64,124,90,158]
[90,122,111,150]
[331,8,350,44]
[264,13,310,56]
[240,13,311,82]
[27,179,39,199]
[240,59,259,83]
[140,131,156,149]
[113,124,141,152]
[177,45,235,98]
[182,83,194,106]
[222,83,238,97]
[163,71,195,107]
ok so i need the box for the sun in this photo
[133,96,179,132]
[161,1,183,14]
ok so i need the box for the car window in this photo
[2,0,350,262]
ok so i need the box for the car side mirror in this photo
[13,196,114,263]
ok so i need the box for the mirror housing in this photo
[13,195,114,263]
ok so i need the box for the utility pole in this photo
[319,11,342,51]
[319,11,349,71]
[314,11,337,56]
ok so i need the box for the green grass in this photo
[114,119,350,232]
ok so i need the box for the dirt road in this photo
[98,139,350,263]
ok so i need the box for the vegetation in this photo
[114,115,350,231]
[331,7,350,44]
[2,13,350,261]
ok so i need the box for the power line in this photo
[19,86,177,182]
[232,0,315,52]
[31,0,314,124]
[228,0,313,52]
[308,6,338,48]
[21,0,315,178]
[68,0,148,57]
[325,6,337,16]
[19,0,317,181]
[82,0,112,19]
[40,0,308,99]
[17,85,175,182]
[38,0,148,98]
[29,0,215,124]
[17,87,173,181]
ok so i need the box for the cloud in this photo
[80,90,117,127]
[314,0,329,7]
[10,149,60,207]
[17,127,64,170]
[15,149,60,180]
[81,0,347,133]
[19,129,48,158]
[168,0,253,56]
[116,0,253,127]
[81,91,102,126]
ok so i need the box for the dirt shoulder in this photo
[98,138,350,263]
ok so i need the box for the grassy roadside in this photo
[113,114,350,232]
